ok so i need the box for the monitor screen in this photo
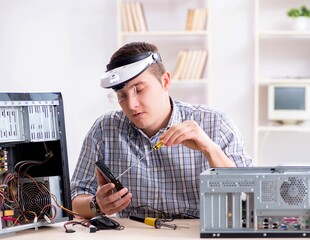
[274,87,305,110]
[268,83,310,124]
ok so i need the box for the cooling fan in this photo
[279,177,307,205]
[21,178,52,220]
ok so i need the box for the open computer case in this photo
[200,167,310,238]
[0,92,72,236]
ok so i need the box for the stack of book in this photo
[121,2,147,32]
[172,50,208,81]
[185,8,208,31]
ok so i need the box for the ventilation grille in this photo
[261,180,277,203]
[209,179,255,188]
[0,100,59,143]
[28,105,58,141]
[0,107,23,142]
[280,177,307,205]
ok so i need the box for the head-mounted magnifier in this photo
[100,51,162,89]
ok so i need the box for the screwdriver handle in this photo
[145,217,160,228]
[129,216,160,228]
[152,141,163,150]
[129,216,176,229]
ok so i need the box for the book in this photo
[135,2,148,32]
[185,9,195,31]
[130,2,140,31]
[185,8,208,31]
[200,8,208,30]
[195,50,208,79]
[184,50,198,80]
[179,50,193,80]
[124,2,135,32]
[121,2,129,31]
[186,50,200,79]
[172,51,187,81]
[190,50,204,79]
[122,2,148,32]
[173,49,208,80]
[191,9,200,31]
[196,8,208,30]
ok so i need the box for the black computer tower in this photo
[0,92,72,235]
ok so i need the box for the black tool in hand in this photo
[95,161,124,192]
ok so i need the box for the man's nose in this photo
[126,93,139,109]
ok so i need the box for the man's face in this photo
[117,70,171,136]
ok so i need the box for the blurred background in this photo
[1,0,309,176]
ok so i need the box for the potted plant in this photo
[287,5,310,31]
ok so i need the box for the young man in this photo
[71,42,253,219]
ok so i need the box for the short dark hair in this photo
[110,42,166,82]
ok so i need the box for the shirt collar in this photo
[166,97,182,128]
[127,97,182,140]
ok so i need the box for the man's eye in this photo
[135,87,144,92]
[117,92,126,98]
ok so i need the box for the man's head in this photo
[101,42,166,90]
[101,42,172,137]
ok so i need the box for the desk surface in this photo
[0,218,292,240]
[1,218,201,240]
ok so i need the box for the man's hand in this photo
[95,168,132,215]
[160,121,236,168]
[160,120,213,152]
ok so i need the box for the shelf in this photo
[171,79,208,84]
[259,31,310,38]
[118,0,210,106]
[121,31,208,37]
[254,0,310,165]
[257,125,310,132]
[258,78,310,84]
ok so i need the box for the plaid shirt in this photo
[71,99,253,218]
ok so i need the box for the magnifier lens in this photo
[107,91,118,104]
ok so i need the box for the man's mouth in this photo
[133,112,143,117]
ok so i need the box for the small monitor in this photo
[268,82,310,124]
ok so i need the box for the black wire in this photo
[128,204,199,221]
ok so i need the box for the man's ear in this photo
[161,71,171,90]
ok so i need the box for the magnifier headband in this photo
[100,51,162,89]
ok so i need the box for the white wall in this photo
[0,0,255,176]
[0,0,119,174]
[212,0,254,159]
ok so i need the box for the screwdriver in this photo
[116,141,164,180]
[129,216,177,230]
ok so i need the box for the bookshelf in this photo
[116,0,211,106]
[254,0,310,166]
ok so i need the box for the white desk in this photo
[0,218,295,240]
[0,218,200,240]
